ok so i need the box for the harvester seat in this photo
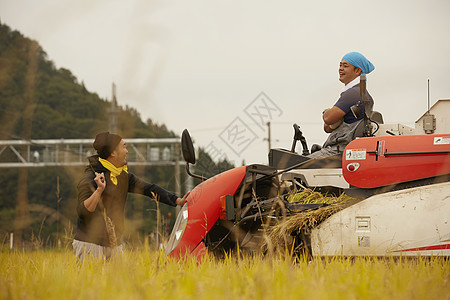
[371,111,384,124]
[352,111,384,139]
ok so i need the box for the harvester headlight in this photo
[165,203,189,255]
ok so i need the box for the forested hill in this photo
[0,22,233,248]
[0,22,174,140]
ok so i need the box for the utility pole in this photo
[56,176,62,248]
[266,121,271,153]
[108,83,118,133]
[174,143,181,214]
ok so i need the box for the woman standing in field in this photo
[73,132,188,261]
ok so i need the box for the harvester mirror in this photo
[181,129,196,164]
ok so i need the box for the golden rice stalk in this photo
[103,209,117,248]
[262,190,353,255]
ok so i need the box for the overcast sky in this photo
[1,0,450,165]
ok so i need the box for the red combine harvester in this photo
[166,88,450,259]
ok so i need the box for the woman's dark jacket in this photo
[74,155,178,247]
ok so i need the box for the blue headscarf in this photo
[342,52,375,75]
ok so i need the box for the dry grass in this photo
[0,249,448,300]
[1,190,448,300]
[262,189,355,255]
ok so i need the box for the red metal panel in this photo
[343,134,450,188]
[170,166,247,258]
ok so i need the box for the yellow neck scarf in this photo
[98,157,128,185]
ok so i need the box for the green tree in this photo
[0,22,234,248]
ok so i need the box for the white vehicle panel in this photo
[311,182,450,256]
[282,169,349,189]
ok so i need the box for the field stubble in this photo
[0,249,448,300]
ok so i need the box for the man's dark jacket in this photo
[74,155,178,247]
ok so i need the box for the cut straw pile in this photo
[262,189,355,255]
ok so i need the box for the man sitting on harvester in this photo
[309,52,375,158]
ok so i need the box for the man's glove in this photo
[323,108,343,130]
[329,119,343,130]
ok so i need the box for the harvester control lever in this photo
[291,124,310,155]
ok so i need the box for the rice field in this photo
[1,249,448,300]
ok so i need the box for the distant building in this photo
[415,99,450,134]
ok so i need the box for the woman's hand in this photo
[94,172,106,191]
[175,191,191,206]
